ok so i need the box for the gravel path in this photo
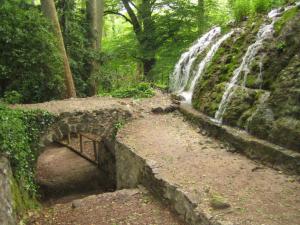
[28,189,185,225]
[118,113,300,225]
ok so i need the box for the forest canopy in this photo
[0,0,293,103]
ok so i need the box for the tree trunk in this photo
[142,58,156,79]
[86,0,104,96]
[41,0,76,98]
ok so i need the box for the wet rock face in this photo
[0,157,16,225]
[192,9,300,152]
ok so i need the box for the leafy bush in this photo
[253,0,271,13]
[0,1,65,103]
[231,0,253,22]
[2,91,23,104]
[0,104,55,196]
[100,82,155,99]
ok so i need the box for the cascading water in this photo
[170,27,235,103]
[170,27,221,94]
[214,6,295,124]
[180,31,234,103]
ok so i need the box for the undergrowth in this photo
[99,82,155,99]
[0,103,55,212]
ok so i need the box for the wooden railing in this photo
[57,133,105,167]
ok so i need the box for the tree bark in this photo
[41,0,76,98]
[86,0,104,96]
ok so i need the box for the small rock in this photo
[171,94,185,101]
[151,107,164,114]
[71,200,81,209]
[164,104,178,113]
[251,166,264,172]
[226,146,237,153]
[201,130,208,136]
[210,194,231,210]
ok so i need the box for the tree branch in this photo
[121,0,141,35]
[104,10,133,24]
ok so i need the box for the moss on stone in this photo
[192,9,300,151]
[10,176,39,219]
[274,7,299,35]
[210,193,231,210]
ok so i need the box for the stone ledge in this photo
[0,156,16,225]
[179,103,300,175]
[115,141,233,225]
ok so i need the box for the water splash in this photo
[214,5,295,123]
[180,31,234,103]
[169,27,221,93]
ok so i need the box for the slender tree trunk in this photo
[86,0,104,96]
[41,0,76,98]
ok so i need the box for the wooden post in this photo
[80,134,83,153]
[93,141,97,161]
[67,133,71,144]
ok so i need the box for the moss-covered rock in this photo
[192,6,300,152]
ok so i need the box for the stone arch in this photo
[39,109,132,148]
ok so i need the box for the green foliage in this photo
[99,82,155,99]
[2,91,23,104]
[274,7,299,35]
[112,120,125,139]
[0,104,56,197]
[276,41,287,51]
[0,0,65,103]
[253,0,271,13]
[10,176,39,217]
[231,0,253,22]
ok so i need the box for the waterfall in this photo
[169,27,221,94]
[214,6,294,123]
[180,31,234,103]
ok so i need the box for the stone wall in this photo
[114,141,228,225]
[40,108,132,148]
[38,107,132,191]
[0,156,16,225]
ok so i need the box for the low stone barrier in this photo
[179,104,300,175]
[114,141,232,225]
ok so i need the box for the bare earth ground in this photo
[16,90,172,117]
[28,189,185,225]
[118,113,300,225]
[36,143,104,199]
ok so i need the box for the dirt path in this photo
[117,113,300,225]
[37,143,105,200]
[28,189,185,225]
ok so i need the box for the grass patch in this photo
[99,82,155,99]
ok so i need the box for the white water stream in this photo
[180,31,234,103]
[170,27,221,93]
[214,6,293,123]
